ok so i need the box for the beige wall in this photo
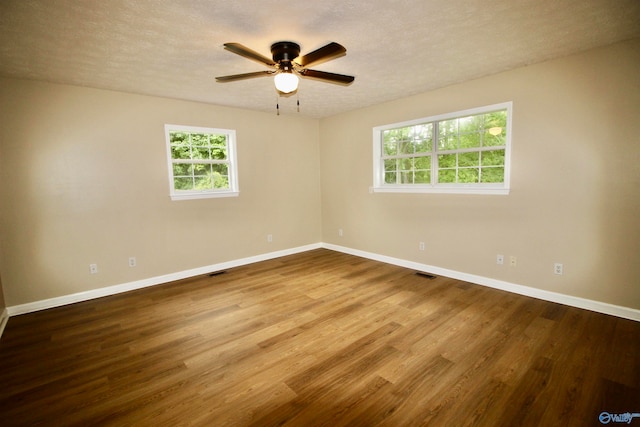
[320,38,640,309]
[1,39,638,311]
[0,80,322,306]
[0,272,5,312]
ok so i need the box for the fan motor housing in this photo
[271,42,301,63]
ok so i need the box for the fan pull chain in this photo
[276,94,280,116]
[297,93,300,113]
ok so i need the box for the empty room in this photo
[0,1,639,425]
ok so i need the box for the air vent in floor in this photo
[415,272,437,279]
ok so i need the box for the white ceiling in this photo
[1,0,639,118]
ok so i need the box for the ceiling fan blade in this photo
[299,69,355,85]
[223,43,276,66]
[215,70,274,82]
[295,42,346,67]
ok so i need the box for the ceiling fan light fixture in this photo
[274,72,299,93]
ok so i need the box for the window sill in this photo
[371,186,509,195]
[170,191,240,201]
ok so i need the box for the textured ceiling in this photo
[1,0,639,118]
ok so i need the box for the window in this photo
[165,124,239,200]
[372,102,512,195]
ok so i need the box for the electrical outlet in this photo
[90,263,98,274]
[510,256,517,267]
[497,254,504,265]
[419,242,425,251]
[129,257,136,267]
[338,229,343,237]
[267,234,273,243]
[554,263,563,275]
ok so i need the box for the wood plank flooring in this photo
[0,249,638,426]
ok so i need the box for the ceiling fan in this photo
[215,41,355,94]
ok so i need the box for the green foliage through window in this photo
[165,125,238,200]
[169,131,230,192]
[378,105,509,190]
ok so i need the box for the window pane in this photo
[458,168,479,183]
[384,159,397,172]
[384,159,397,184]
[460,132,481,149]
[173,163,193,176]
[483,111,507,147]
[481,149,505,166]
[211,148,227,160]
[212,163,229,189]
[483,130,506,147]
[383,139,397,156]
[213,175,229,189]
[439,118,458,138]
[400,159,414,183]
[212,163,228,175]
[400,158,413,172]
[400,171,413,184]
[210,134,227,144]
[438,135,457,151]
[192,146,211,160]
[171,145,191,160]
[190,133,208,146]
[211,164,230,189]
[193,163,211,176]
[194,176,212,190]
[383,129,400,156]
[415,170,430,184]
[481,167,504,183]
[387,123,434,155]
[459,115,483,134]
[458,152,479,167]
[169,131,189,144]
[174,177,193,190]
[411,124,433,153]
[484,110,507,129]
[414,138,431,153]
[385,172,397,184]
[438,117,458,151]
[210,135,228,160]
[387,128,406,141]
[414,156,431,170]
[399,139,414,155]
[438,169,456,183]
[438,154,456,168]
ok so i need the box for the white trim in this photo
[170,191,239,201]
[6,243,321,317]
[5,242,639,322]
[372,186,509,195]
[321,243,640,322]
[0,308,8,338]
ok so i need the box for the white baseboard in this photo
[0,308,8,338]
[6,243,321,317]
[6,241,639,322]
[321,243,640,322]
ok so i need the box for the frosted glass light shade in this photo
[274,72,299,93]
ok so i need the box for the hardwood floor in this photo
[0,249,638,426]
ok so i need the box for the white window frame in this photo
[164,124,239,201]
[372,102,512,195]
